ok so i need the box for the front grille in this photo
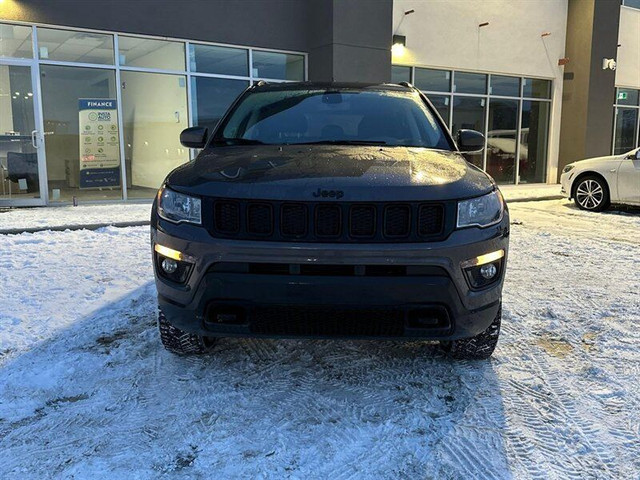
[214,201,240,233]
[209,198,449,243]
[247,203,273,235]
[250,306,405,337]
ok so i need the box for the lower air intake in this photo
[250,306,404,337]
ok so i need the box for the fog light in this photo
[161,258,178,274]
[480,263,497,279]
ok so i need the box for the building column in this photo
[558,0,621,179]
[307,0,392,83]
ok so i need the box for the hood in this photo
[570,154,622,168]
[166,145,495,202]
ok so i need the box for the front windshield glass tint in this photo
[216,89,452,149]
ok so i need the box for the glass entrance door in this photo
[0,62,45,206]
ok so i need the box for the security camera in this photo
[602,58,617,71]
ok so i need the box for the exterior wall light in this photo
[392,35,406,56]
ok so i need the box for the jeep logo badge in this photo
[313,188,344,199]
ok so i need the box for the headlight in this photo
[157,186,201,225]
[457,190,504,228]
[562,164,575,174]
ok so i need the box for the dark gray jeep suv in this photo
[151,82,509,359]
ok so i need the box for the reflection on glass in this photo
[121,71,189,198]
[427,94,450,127]
[0,23,33,59]
[118,36,185,70]
[519,101,550,183]
[0,65,39,201]
[40,65,121,202]
[252,51,304,80]
[452,96,486,167]
[614,108,638,155]
[454,72,487,94]
[37,28,114,64]
[486,99,519,184]
[615,88,639,106]
[391,65,411,84]
[490,75,520,97]
[191,77,248,133]
[523,78,551,99]
[189,44,248,76]
[414,68,450,92]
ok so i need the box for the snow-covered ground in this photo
[0,203,152,231]
[0,199,638,479]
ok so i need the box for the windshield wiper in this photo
[212,137,265,145]
[295,140,387,146]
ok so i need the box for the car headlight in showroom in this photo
[457,190,504,228]
[157,186,202,225]
[563,164,575,174]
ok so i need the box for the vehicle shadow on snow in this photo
[0,285,512,479]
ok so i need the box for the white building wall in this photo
[616,6,640,89]
[392,0,569,183]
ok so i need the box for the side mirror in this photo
[180,126,208,149]
[457,129,485,153]
[635,150,640,160]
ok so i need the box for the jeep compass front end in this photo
[151,82,509,359]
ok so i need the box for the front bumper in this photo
[560,171,574,198]
[152,213,509,341]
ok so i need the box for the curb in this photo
[0,220,150,235]
[505,195,564,204]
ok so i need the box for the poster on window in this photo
[78,99,120,188]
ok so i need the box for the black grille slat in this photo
[350,205,376,237]
[418,205,444,236]
[247,203,273,235]
[384,205,411,237]
[315,205,341,237]
[214,201,240,233]
[209,198,448,243]
[281,204,307,237]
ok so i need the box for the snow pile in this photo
[0,200,638,478]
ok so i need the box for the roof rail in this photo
[398,81,415,89]
[253,80,269,87]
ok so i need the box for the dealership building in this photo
[0,0,638,207]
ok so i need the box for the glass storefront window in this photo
[452,96,485,168]
[613,108,639,155]
[189,44,248,77]
[523,78,551,99]
[414,68,450,92]
[0,65,39,201]
[427,94,450,127]
[490,75,520,97]
[616,88,639,106]
[391,65,411,84]
[191,77,248,133]
[486,99,519,184]
[252,51,304,80]
[519,101,550,183]
[40,65,121,202]
[454,72,487,94]
[37,28,114,64]
[121,71,189,199]
[0,23,33,59]
[118,36,185,70]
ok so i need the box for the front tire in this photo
[158,309,217,355]
[447,304,501,360]
[573,175,610,212]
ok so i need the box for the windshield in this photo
[213,88,453,149]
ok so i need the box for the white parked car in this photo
[560,148,640,211]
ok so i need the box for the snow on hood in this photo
[166,145,495,202]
